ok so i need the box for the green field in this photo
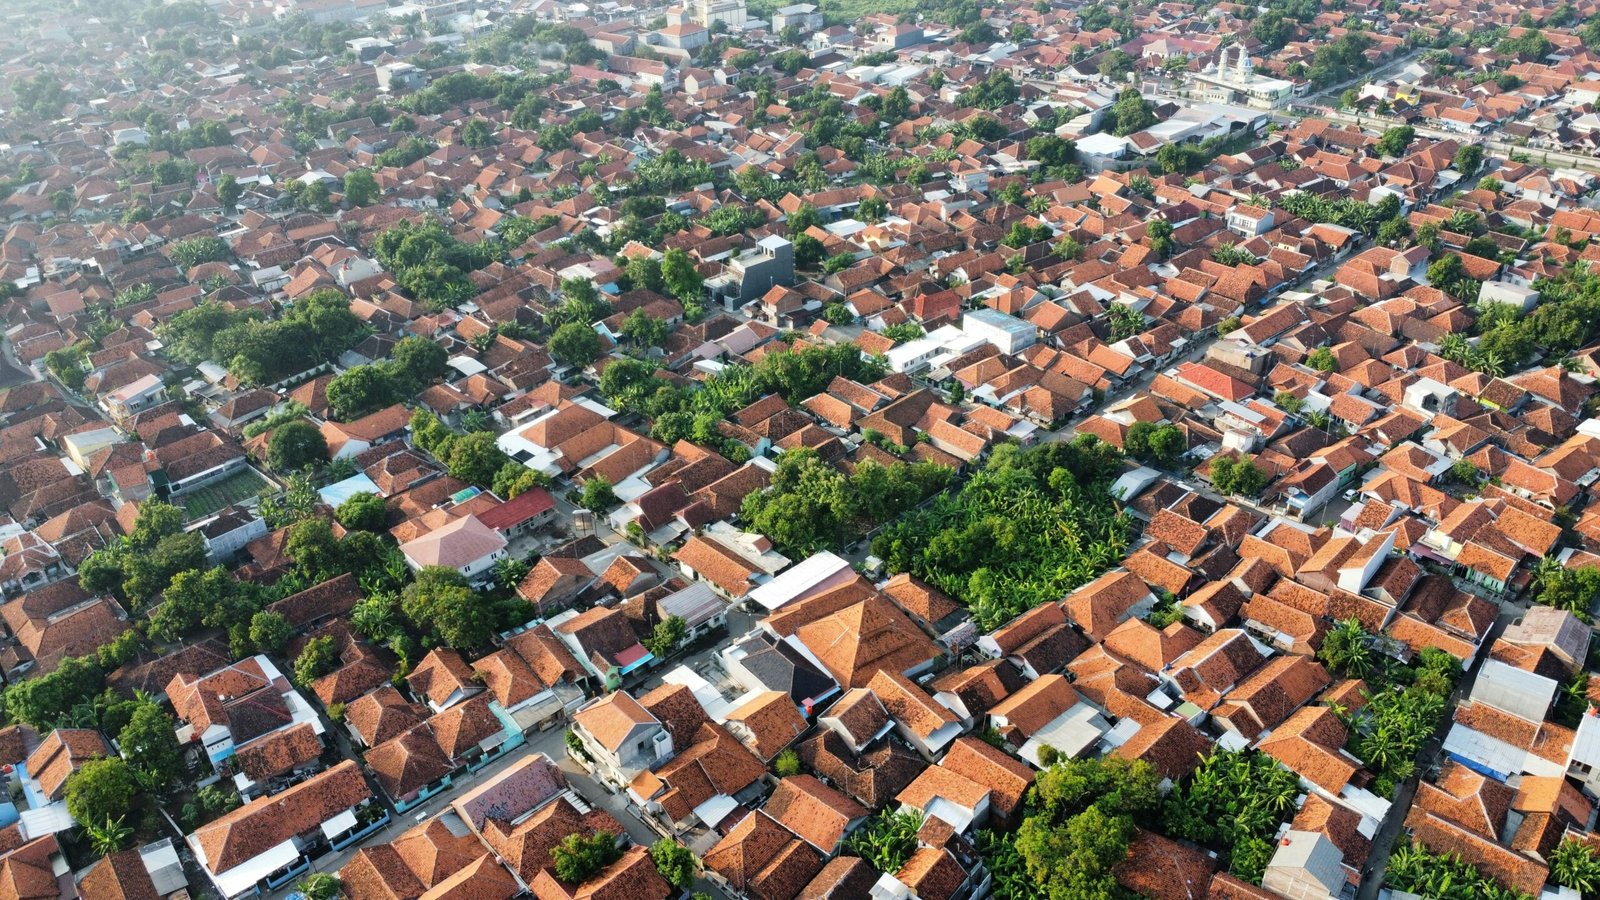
[174,468,273,520]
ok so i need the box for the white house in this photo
[399,514,508,585]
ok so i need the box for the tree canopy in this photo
[873,439,1130,631]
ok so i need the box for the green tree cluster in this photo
[1209,454,1268,497]
[267,420,329,472]
[873,439,1130,631]
[1014,757,1161,900]
[552,831,621,883]
[649,839,697,889]
[1123,422,1186,466]
[1350,649,1459,796]
[193,289,367,385]
[372,219,501,310]
[1386,840,1531,900]
[742,449,954,556]
[846,810,923,873]
[1535,562,1600,621]
[336,491,389,532]
[78,501,206,610]
[1164,750,1300,882]
[169,236,230,270]
[327,335,449,421]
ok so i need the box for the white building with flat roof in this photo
[963,308,1037,355]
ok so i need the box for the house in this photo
[398,514,509,586]
[1263,830,1348,900]
[703,810,824,900]
[189,761,386,899]
[406,648,483,712]
[22,728,110,808]
[629,720,767,834]
[764,775,867,857]
[721,630,840,714]
[516,555,598,615]
[724,690,809,762]
[475,486,557,539]
[794,595,942,689]
[571,691,673,788]
[167,655,325,768]
[322,403,412,459]
[868,669,962,760]
[552,605,654,689]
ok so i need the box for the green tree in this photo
[1306,347,1338,372]
[3,656,105,731]
[1454,143,1484,176]
[774,748,801,777]
[1106,303,1143,340]
[1537,562,1600,620]
[494,462,548,500]
[45,344,88,391]
[390,334,449,384]
[118,702,184,794]
[579,475,618,511]
[327,364,402,422]
[66,757,139,827]
[661,247,703,303]
[84,816,133,855]
[287,518,345,584]
[1375,125,1415,157]
[343,168,379,206]
[336,491,389,531]
[462,118,493,148]
[122,531,209,611]
[446,431,508,487]
[1146,219,1174,258]
[293,635,339,687]
[96,631,141,672]
[401,566,495,648]
[1318,618,1374,677]
[1111,89,1156,136]
[644,615,686,658]
[1123,422,1185,465]
[650,839,696,889]
[553,831,621,883]
[550,322,603,367]
[170,236,230,270]
[1551,838,1600,895]
[216,174,242,210]
[625,255,666,294]
[621,309,669,348]
[1209,454,1267,497]
[267,420,329,471]
[297,874,342,900]
[846,810,923,873]
[248,610,295,655]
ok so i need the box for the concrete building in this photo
[716,235,795,307]
[1263,831,1347,900]
[771,3,822,33]
[962,308,1037,355]
[1189,47,1295,109]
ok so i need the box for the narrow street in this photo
[1353,607,1520,900]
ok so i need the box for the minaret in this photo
[1237,47,1251,81]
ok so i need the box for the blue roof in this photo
[319,473,382,507]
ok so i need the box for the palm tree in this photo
[1385,841,1428,890]
[84,816,132,856]
[1319,618,1375,677]
[1551,838,1600,894]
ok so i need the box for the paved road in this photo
[1308,106,1600,174]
